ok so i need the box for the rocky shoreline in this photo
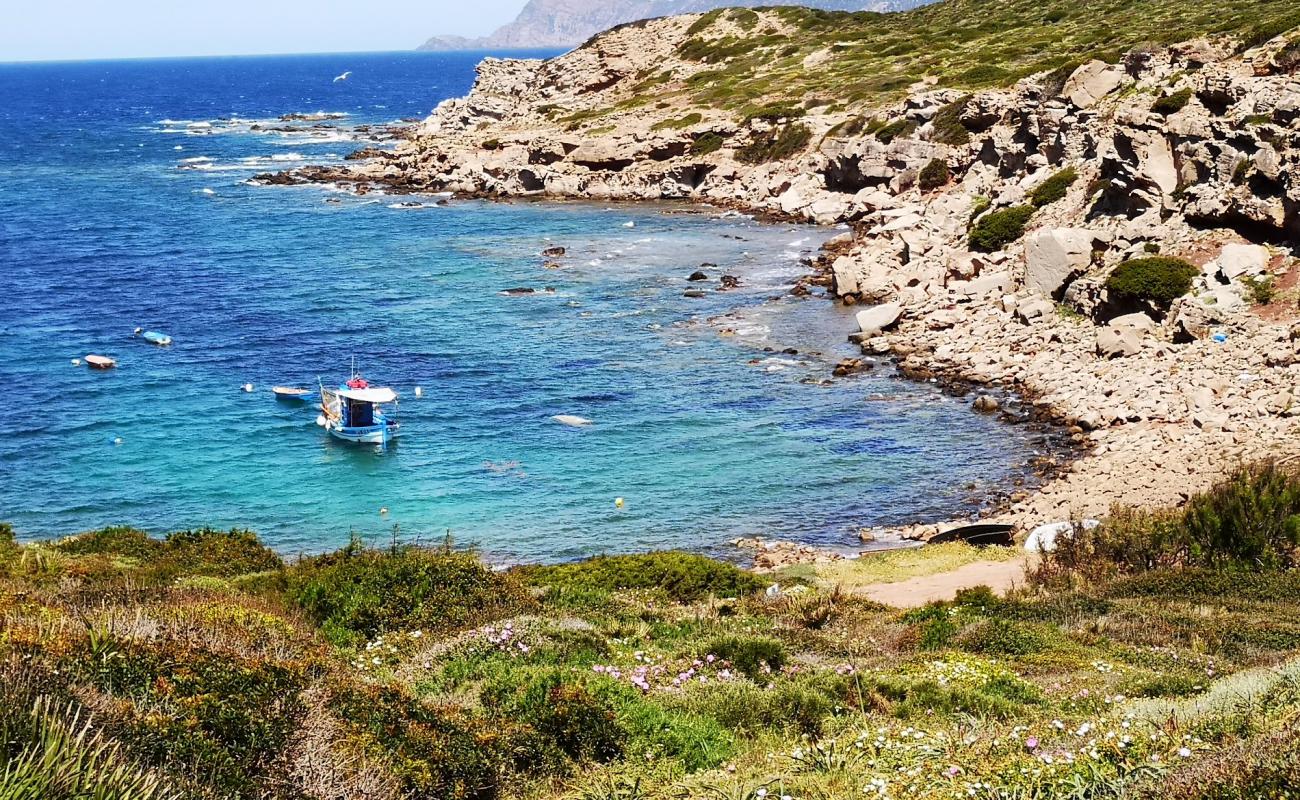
[266,12,1300,561]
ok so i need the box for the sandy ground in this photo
[856,555,1032,608]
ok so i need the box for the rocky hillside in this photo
[417,0,929,51]
[279,0,1300,533]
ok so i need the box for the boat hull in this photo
[327,423,399,445]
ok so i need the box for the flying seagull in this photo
[333,71,352,83]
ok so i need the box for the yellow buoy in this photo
[379,507,389,516]
[614,497,625,509]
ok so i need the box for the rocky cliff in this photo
[280,1,1300,533]
[417,0,928,51]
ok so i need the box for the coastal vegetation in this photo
[1104,257,1200,306]
[5,462,1300,798]
[663,0,1300,112]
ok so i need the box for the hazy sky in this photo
[1,0,529,62]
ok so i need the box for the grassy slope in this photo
[622,0,1300,114]
[4,516,1300,799]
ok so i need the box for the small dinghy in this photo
[134,328,172,346]
[273,386,313,401]
[927,523,1015,548]
[85,354,117,370]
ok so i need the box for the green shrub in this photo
[735,123,813,164]
[1152,88,1194,114]
[62,638,308,797]
[704,635,786,681]
[968,195,991,221]
[1039,462,1300,586]
[289,543,533,644]
[690,132,725,155]
[332,684,517,798]
[930,95,972,145]
[961,619,1049,656]
[957,64,1012,86]
[481,138,501,150]
[902,602,962,650]
[483,673,626,764]
[741,103,805,124]
[652,112,703,131]
[519,552,764,602]
[1029,166,1079,207]
[874,118,917,144]
[1182,461,1300,569]
[0,522,19,573]
[1241,274,1275,304]
[968,205,1035,252]
[1105,256,1198,305]
[918,157,951,191]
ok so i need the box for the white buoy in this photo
[112,437,124,446]
[242,383,254,393]
[414,386,423,397]
[379,507,389,516]
[614,497,625,509]
[622,221,635,228]
[71,358,81,366]
[315,415,327,427]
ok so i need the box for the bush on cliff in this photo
[968,205,1035,251]
[874,118,916,144]
[1029,166,1079,207]
[288,542,534,644]
[1152,88,1194,115]
[735,123,812,164]
[930,95,973,145]
[919,157,951,191]
[1105,256,1197,305]
[690,131,725,155]
[517,551,765,602]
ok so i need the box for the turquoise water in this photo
[0,53,1053,561]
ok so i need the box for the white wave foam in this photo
[179,156,212,163]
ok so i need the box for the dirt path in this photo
[857,556,1031,608]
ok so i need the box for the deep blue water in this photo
[0,52,1050,561]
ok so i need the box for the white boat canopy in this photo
[336,387,397,403]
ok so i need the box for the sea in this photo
[0,51,1055,562]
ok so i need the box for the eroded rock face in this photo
[1062,60,1125,108]
[1023,228,1096,299]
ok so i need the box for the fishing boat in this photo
[84,354,117,370]
[133,328,172,346]
[272,386,313,401]
[317,369,400,445]
[927,523,1015,548]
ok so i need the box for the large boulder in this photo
[855,303,903,337]
[1213,243,1270,279]
[1023,228,1096,298]
[1096,324,1142,358]
[1062,61,1125,108]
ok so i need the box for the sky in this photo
[0,0,529,62]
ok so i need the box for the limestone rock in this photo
[855,303,904,337]
[1097,325,1142,358]
[1062,61,1125,108]
[1023,228,1096,298]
